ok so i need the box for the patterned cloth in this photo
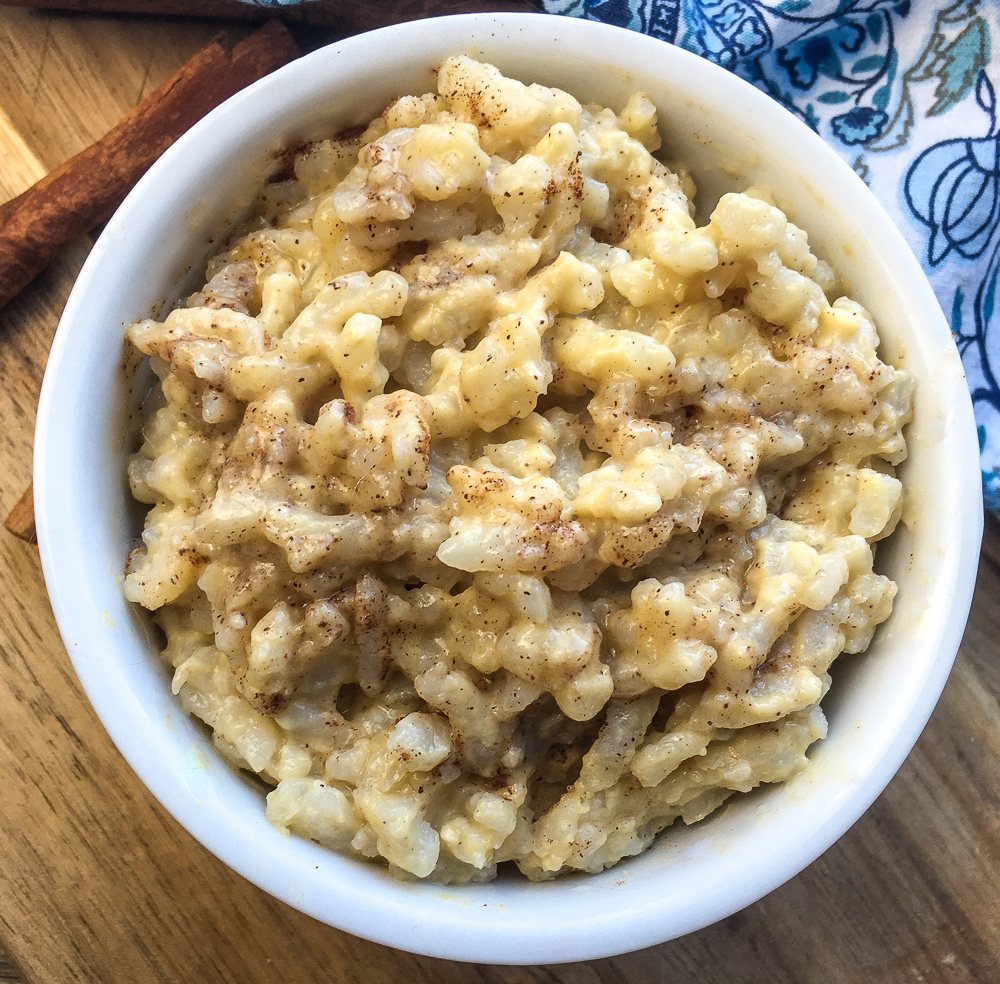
[245,0,1000,514]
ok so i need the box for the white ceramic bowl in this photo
[35,13,982,964]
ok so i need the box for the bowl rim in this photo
[34,12,984,964]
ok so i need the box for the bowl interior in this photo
[34,13,983,964]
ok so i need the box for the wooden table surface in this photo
[2,7,999,982]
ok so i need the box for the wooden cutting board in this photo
[2,7,999,982]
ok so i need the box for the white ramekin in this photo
[34,13,982,964]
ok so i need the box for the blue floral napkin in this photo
[250,0,1000,514]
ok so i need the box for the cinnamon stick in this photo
[0,20,301,312]
[4,484,35,544]
[2,22,301,541]
[1,0,537,29]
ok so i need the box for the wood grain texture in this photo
[0,947,21,984]
[0,106,46,191]
[0,9,998,984]
[0,21,300,309]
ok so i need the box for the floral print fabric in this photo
[544,0,999,515]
